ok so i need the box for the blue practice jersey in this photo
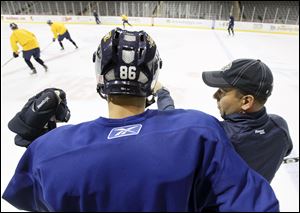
[3,109,279,212]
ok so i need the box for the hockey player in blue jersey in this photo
[2,28,279,212]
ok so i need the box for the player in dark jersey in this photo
[93,10,101,24]
[3,28,279,212]
[228,15,235,36]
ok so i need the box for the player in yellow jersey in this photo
[121,14,132,29]
[9,23,48,74]
[47,20,78,50]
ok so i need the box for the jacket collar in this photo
[223,107,268,128]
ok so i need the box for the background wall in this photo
[1,14,299,35]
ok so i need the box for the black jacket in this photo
[229,16,234,26]
[221,107,293,182]
[93,12,98,17]
[156,90,293,182]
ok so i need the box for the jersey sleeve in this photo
[30,31,37,39]
[51,25,58,39]
[196,120,279,212]
[2,148,47,211]
[269,114,293,156]
[156,88,175,110]
[10,33,19,53]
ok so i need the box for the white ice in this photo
[1,22,299,212]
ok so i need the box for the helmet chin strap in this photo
[96,84,108,100]
[145,95,155,108]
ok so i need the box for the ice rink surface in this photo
[1,22,299,211]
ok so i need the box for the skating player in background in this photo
[47,20,78,50]
[211,16,216,29]
[2,28,279,212]
[9,23,48,74]
[93,10,101,24]
[228,15,235,36]
[121,14,132,29]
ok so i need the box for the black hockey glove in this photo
[13,52,19,58]
[8,88,71,148]
[54,90,71,122]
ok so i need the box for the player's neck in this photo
[108,105,145,119]
[108,95,146,119]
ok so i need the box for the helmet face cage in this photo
[94,28,162,99]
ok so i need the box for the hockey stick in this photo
[1,57,14,68]
[1,42,52,68]
[41,41,53,52]
[283,157,299,164]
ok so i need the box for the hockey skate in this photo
[30,68,37,75]
[43,65,48,72]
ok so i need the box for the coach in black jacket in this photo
[202,59,293,182]
[156,58,293,183]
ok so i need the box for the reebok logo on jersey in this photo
[255,129,265,135]
[108,124,142,139]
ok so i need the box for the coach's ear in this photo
[241,95,255,111]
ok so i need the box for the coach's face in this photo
[213,88,244,118]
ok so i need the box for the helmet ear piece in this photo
[140,34,145,42]
[96,84,107,100]
[114,30,120,39]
